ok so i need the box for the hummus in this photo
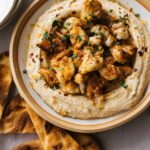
[26,0,150,119]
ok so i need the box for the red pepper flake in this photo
[32,58,36,63]
[30,53,34,58]
[64,94,68,96]
[133,68,138,72]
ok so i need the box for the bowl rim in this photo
[9,0,150,133]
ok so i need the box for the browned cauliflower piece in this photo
[38,69,59,88]
[60,81,81,95]
[88,36,102,46]
[81,0,102,22]
[91,25,115,47]
[118,66,132,79]
[79,50,104,74]
[51,50,72,67]
[74,73,89,94]
[111,22,129,40]
[110,45,136,64]
[99,64,118,81]
[70,26,88,49]
[64,17,81,31]
[53,56,75,84]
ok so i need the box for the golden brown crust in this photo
[71,133,101,150]
[0,52,12,119]
[0,95,35,133]
[12,140,44,150]
[27,106,83,150]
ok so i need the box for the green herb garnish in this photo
[50,67,54,71]
[71,54,77,59]
[135,13,140,18]
[104,49,111,57]
[42,31,48,40]
[110,9,113,13]
[86,20,91,25]
[66,22,71,26]
[76,35,82,42]
[94,46,99,53]
[52,20,62,28]
[52,43,56,50]
[100,32,104,37]
[62,35,71,42]
[120,80,128,89]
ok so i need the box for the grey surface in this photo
[0,0,150,150]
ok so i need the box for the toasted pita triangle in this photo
[0,95,35,133]
[12,140,44,150]
[27,106,82,150]
[0,52,12,119]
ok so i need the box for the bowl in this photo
[10,0,150,133]
[0,0,23,30]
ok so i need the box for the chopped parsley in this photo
[115,41,121,45]
[104,49,111,57]
[66,22,71,26]
[99,32,104,37]
[52,20,63,28]
[62,34,71,42]
[42,31,48,40]
[94,46,99,53]
[110,9,113,13]
[71,54,77,59]
[86,20,91,25]
[135,13,140,18]
[52,43,57,50]
[50,67,54,71]
[120,80,128,89]
[76,35,82,42]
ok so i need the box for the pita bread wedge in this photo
[12,140,44,150]
[0,52,12,119]
[0,95,35,133]
[27,106,82,150]
[71,133,101,150]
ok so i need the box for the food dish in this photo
[26,0,150,119]
[10,0,150,132]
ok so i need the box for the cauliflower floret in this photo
[88,36,102,46]
[99,64,118,81]
[60,81,80,94]
[64,17,81,31]
[111,22,129,40]
[51,50,72,67]
[118,66,132,79]
[38,69,59,88]
[74,73,89,94]
[70,26,88,49]
[110,45,135,64]
[79,50,104,74]
[91,25,115,47]
[81,0,102,21]
[53,56,75,83]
